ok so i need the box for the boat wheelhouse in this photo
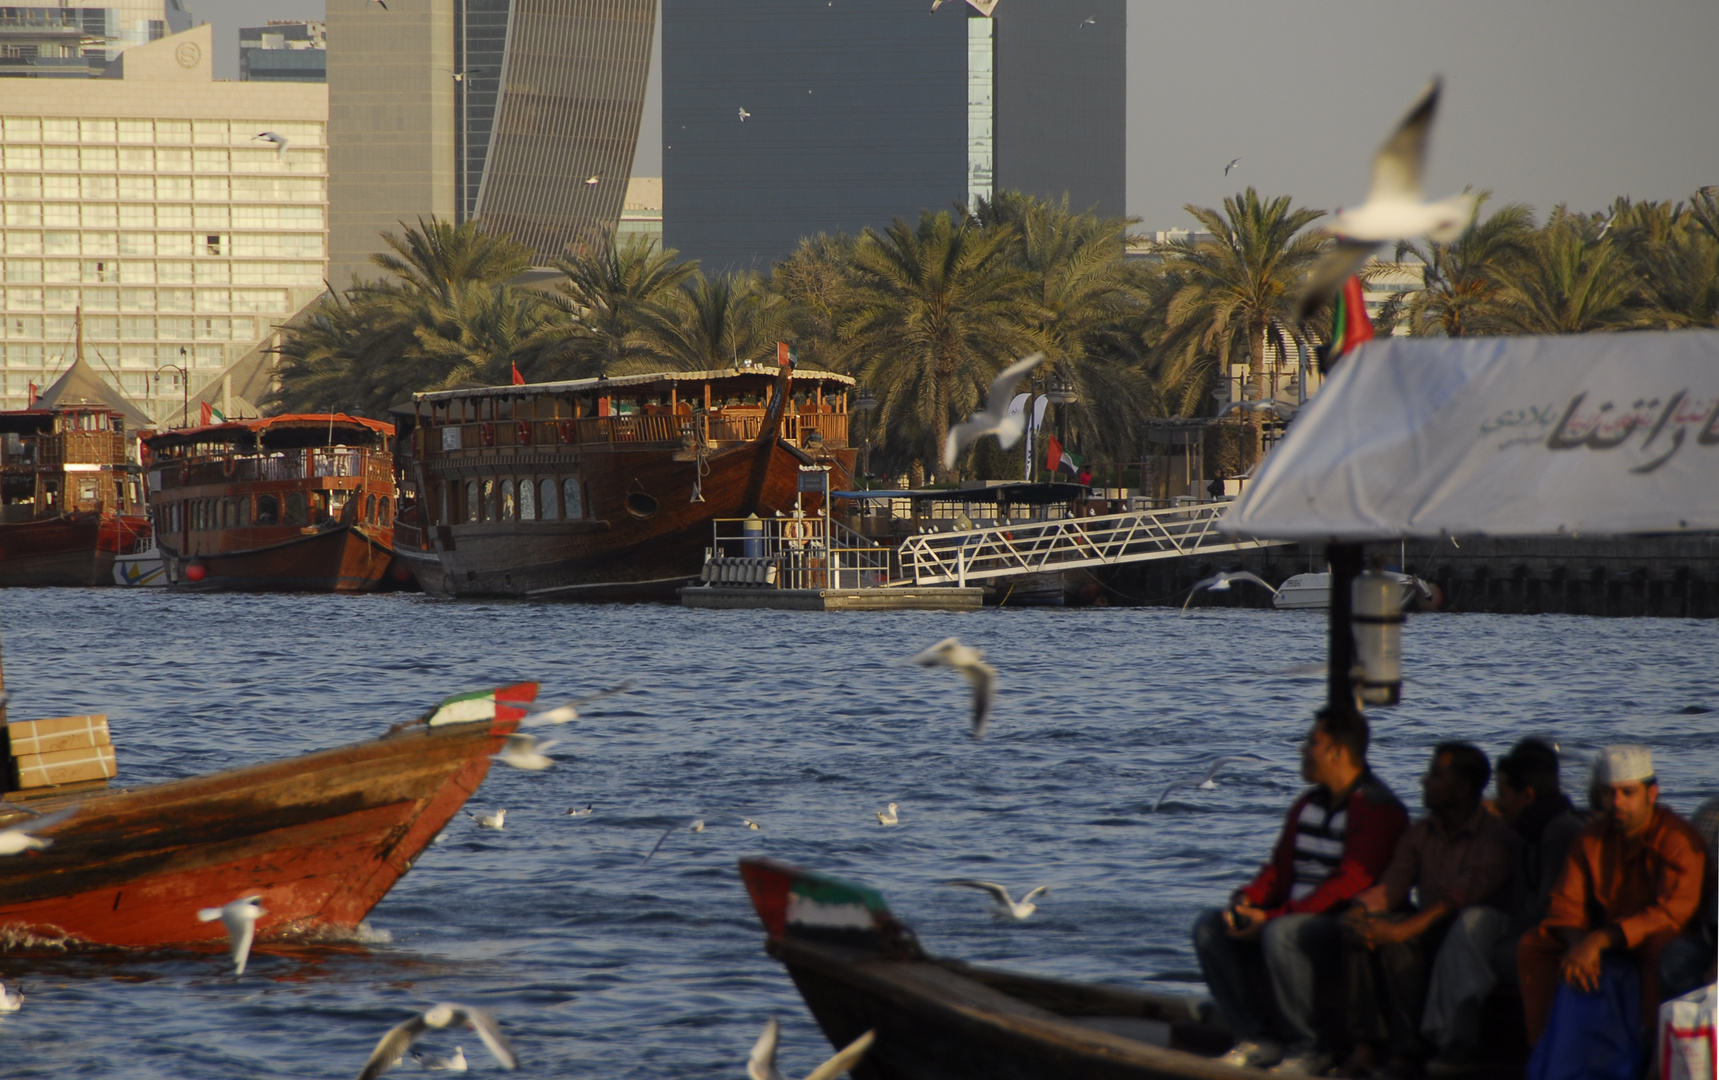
[143,414,397,592]
[393,363,857,599]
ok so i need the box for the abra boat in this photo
[143,414,398,592]
[392,362,857,599]
[1272,569,1437,611]
[0,683,537,949]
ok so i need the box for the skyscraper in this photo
[240,21,326,84]
[662,0,1125,274]
[326,0,655,286]
[0,0,166,78]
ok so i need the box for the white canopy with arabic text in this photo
[1220,330,1719,541]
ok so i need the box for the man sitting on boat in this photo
[1337,742,1512,1076]
[1518,745,1709,1060]
[1192,706,1409,1073]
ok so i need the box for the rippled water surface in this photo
[1,591,1715,1078]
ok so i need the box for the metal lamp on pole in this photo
[152,354,190,429]
[852,386,879,489]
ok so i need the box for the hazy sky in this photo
[197,0,1717,230]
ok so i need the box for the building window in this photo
[205,235,223,256]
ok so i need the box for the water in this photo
[0,592,1714,1078]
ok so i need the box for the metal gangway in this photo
[891,502,1286,587]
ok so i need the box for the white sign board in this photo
[441,425,461,451]
[1221,330,1719,541]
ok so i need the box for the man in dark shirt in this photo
[1193,706,1409,1073]
[1339,742,1513,1075]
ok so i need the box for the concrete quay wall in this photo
[1089,534,1719,618]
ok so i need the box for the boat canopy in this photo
[413,366,855,404]
[1221,330,1719,542]
[143,413,394,454]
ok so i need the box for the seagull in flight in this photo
[946,880,1051,920]
[1079,16,1096,27]
[876,803,898,826]
[738,107,751,122]
[1218,399,1296,420]
[253,131,288,160]
[911,637,997,738]
[566,803,594,817]
[584,175,601,186]
[523,681,634,726]
[357,1004,517,1080]
[1297,77,1477,321]
[1224,156,1240,176]
[748,1017,875,1080]
[0,806,76,856]
[196,895,266,975]
[1154,753,1272,811]
[0,982,24,1012]
[367,0,388,9]
[465,808,506,830]
[412,1046,467,1071]
[492,733,555,771]
[1182,570,1279,611]
[641,817,705,863]
[943,352,1047,469]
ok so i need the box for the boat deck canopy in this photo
[414,367,855,405]
[1221,330,1719,542]
[143,414,394,453]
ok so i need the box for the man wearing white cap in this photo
[1518,744,1710,1045]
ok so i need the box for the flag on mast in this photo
[511,362,526,386]
[1330,276,1375,359]
[1045,434,1081,476]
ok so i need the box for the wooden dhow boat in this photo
[391,360,857,599]
[0,683,537,949]
[143,414,397,592]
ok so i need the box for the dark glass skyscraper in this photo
[662,0,1124,274]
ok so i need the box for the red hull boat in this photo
[0,510,150,588]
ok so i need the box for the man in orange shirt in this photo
[1518,744,1709,1043]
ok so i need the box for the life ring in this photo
[221,457,237,477]
[782,517,812,547]
[557,419,576,444]
[480,422,495,446]
[517,420,532,446]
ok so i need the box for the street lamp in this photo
[852,386,879,487]
[153,354,189,429]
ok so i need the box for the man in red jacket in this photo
[1194,706,1410,1073]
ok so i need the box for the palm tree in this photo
[1485,208,1643,334]
[1146,189,1326,415]
[538,233,698,379]
[370,217,535,301]
[1395,194,1537,337]
[644,271,793,372]
[770,232,860,373]
[1601,196,1719,329]
[840,209,1036,480]
[410,283,559,388]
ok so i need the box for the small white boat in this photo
[113,541,167,587]
[1273,570,1436,611]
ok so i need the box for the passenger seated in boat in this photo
[1337,742,1512,1076]
[1518,745,1709,1049]
[1658,796,1718,999]
[1192,706,1409,1073]
[1409,737,1582,1072]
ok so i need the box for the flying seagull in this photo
[942,352,1048,469]
[911,637,997,738]
[584,175,600,186]
[1182,570,1279,611]
[357,1004,517,1080]
[1297,78,1477,321]
[1224,156,1240,176]
[945,880,1051,920]
[412,1046,467,1072]
[641,817,704,864]
[522,681,634,726]
[748,1017,876,1080]
[253,131,288,160]
[0,806,76,856]
[1153,753,1272,811]
[1217,399,1296,420]
[1079,16,1096,27]
[492,733,555,771]
[465,808,506,830]
[876,803,898,826]
[196,895,266,975]
[737,107,751,122]
[367,0,388,9]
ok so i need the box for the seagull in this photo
[876,803,898,826]
[357,1004,516,1080]
[910,637,997,738]
[491,733,556,771]
[413,1046,467,1072]
[749,1017,875,1080]
[1079,16,1096,27]
[1153,753,1272,811]
[196,895,266,975]
[367,0,388,9]
[253,131,288,160]
[566,803,594,817]
[945,880,1051,920]
[1224,156,1241,176]
[737,107,751,122]
[0,806,76,856]
[942,352,1048,469]
[1182,570,1279,611]
[1297,78,1477,321]
[641,817,705,863]
[584,175,600,186]
[0,982,23,1012]
[742,817,763,830]
[521,681,634,726]
[464,808,506,830]
[1217,399,1296,420]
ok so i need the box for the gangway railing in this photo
[892,502,1285,586]
[703,515,897,590]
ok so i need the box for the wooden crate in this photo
[8,714,115,789]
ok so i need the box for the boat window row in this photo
[435,476,585,525]
[164,491,392,532]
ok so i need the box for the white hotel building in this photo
[0,24,327,423]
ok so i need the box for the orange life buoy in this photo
[517,420,532,446]
[480,422,495,447]
[782,517,812,547]
[221,457,237,477]
[557,419,575,444]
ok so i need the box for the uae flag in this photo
[423,681,540,727]
[200,402,227,426]
[1045,434,1080,476]
[776,341,798,369]
[1330,275,1375,359]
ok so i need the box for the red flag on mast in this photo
[510,362,526,386]
[1331,276,1375,359]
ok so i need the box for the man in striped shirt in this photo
[1194,706,1410,1073]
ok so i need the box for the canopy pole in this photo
[1327,542,1363,713]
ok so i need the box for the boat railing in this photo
[421,410,849,458]
[37,430,126,467]
[702,515,897,590]
[156,447,379,489]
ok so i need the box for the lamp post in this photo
[852,386,878,488]
[152,356,189,429]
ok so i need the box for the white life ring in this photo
[782,517,812,548]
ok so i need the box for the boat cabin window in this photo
[327,492,348,522]
[77,477,98,503]
[563,477,583,520]
[284,491,306,526]
[482,478,497,522]
[500,479,515,521]
[539,478,557,520]
[378,496,391,527]
[255,493,280,526]
[226,496,247,528]
[464,481,479,523]
[365,494,376,523]
[518,478,535,521]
